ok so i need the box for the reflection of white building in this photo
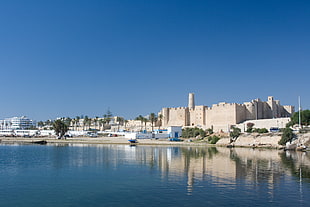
[0,116,35,130]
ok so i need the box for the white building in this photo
[125,126,182,139]
[0,116,36,130]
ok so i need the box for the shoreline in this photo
[0,136,210,146]
[1,132,309,150]
[0,136,281,149]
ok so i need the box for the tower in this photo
[188,93,195,109]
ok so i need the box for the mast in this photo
[299,96,302,129]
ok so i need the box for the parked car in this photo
[88,133,98,138]
[270,127,280,133]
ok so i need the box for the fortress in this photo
[159,93,295,132]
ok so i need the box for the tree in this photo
[149,113,157,132]
[83,116,89,130]
[287,110,310,127]
[37,121,44,128]
[158,114,163,130]
[182,127,206,138]
[87,118,92,130]
[278,127,295,145]
[74,116,80,130]
[93,116,99,130]
[124,120,129,130]
[135,115,144,131]
[230,127,241,143]
[116,117,124,131]
[53,119,69,139]
[99,119,105,131]
[64,117,72,130]
[246,122,254,132]
[103,109,113,128]
[208,135,220,144]
[206,128,213,135]
[142,117,148,131]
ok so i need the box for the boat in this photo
[296,145,307,151]
[128,139,138,144]
[32,140,47,145]
[169,138,181,142]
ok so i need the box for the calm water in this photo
[0,144,310,207]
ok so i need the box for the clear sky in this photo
[0,0,309,121]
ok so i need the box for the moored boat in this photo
[128,139,138,144]
[32,140,47,145]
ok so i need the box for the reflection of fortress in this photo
[159,93,294,132]
[64,145,309,195]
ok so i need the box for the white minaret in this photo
[188,93,195,109]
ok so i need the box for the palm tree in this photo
[149,113,157,132]
[116,117,124,132]
[71,118,76,130]
[64,117,72,130]
[75,116,80,130]
[158,114,163,130]
[83,116,89,130]
[94,116,99,130]
[103,109,113,128]
[124,120,129,131]
[135,115,144,131]
[142,117,148,131]
[99,119,105,131]
[87,118,92,130]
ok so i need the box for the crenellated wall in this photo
[159,94,294,133]
[161,107,189,127]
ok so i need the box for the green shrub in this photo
[258,128,268,133]
[182,127,206,138]
[246,128,253,133]
[206,128,214,135]
[278,127,295,145]
[230,127,241,139]
[209,135,220,144]
[252,128,269,133]
[246,123,254,132]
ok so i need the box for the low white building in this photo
[236,117,291,132]
[125,126,182,139]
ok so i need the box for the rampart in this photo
[159,94,294,133]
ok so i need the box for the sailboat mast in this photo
[299,96,302,128]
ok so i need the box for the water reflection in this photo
[49,144,310,190]
[4,143,309,197]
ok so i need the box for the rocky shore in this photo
[216,132,310,149]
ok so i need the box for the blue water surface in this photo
[0,144,309,207]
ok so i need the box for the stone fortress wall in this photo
[159,93,294,132]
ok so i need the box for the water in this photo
[0,144,310,207]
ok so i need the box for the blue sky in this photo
[0,0,309,121]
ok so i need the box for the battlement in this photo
[211,102,240,108]
[170,107,187,110]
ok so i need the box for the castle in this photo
[159,93,294,132]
